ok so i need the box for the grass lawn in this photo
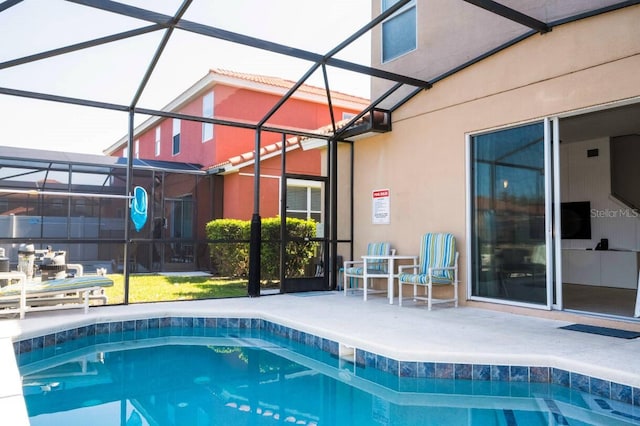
[104,274,253,304]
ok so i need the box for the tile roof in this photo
[209,68,369,106]
[206,117,360,172]
[213,136,302,170]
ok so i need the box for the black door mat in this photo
[559,324,640,339]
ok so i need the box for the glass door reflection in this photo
[471,122,548,305]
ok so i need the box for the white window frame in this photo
[381,0,417,63]
[172,118,181,156]
[134,139,139,159]
[202,91,214,142]
[155,127,161,157]
[286,179,322,221]
[342,112,356,121]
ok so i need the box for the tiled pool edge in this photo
[12,315,640,408]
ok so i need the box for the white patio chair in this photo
[342,242,391,301]
[398,233,459,310]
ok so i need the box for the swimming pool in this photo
[15,317,640,425]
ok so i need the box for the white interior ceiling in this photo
[560,102,640,144]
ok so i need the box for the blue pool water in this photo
[16,324,640,426]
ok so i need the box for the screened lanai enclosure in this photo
[1,0,637,307]
[0,0,432,305]
[0,147,205,272]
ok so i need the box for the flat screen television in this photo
[560,201,592,239]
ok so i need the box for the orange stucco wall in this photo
[121,81,360,224]
[221,148,322,220]
[125,84,358,169]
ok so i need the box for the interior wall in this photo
[560,137,640,251]
[611,134,640,212]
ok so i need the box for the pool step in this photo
[338,343,355,370]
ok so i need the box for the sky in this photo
[0,0,373,155]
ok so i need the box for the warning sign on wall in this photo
[372,189,390,225]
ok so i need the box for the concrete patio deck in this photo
[2,291,640,424]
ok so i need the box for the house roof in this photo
[206,117,360,174]
[209,68,369,107]
[0,145,204,175]
[209,136,303,173]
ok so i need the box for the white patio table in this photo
[361,254,418,304]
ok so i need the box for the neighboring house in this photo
[104,68,367,222]
[207,134,325,222]
[103,69,367,271]
[347,1,640,319]
[104,68,366,180]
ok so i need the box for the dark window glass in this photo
[470,122,547,305]
[382,3,416,62]
[172,134,180,155]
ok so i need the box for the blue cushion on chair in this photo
[344,242,391,277]
[398,233,456,283]
[0,275,114,297]
[364,242,391,273]
[398,273,453,285]
[344,266,364,275]
[342,242,392,298]
[344,266,388,275]
[419,233,456,279]
[397,233,458,309]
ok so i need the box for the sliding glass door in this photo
[469,120,553,308]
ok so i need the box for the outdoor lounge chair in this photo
[0,275,113,319]
[398,233,459,310]
[343,242,391,301]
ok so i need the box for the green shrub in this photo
[260,217,281,280]
[206,217,318,280]
[280,217,318,278]
[206,219,249,277]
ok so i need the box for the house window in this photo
[286,184,321,222]
[342,112,356,121]
[155,127,161,156]
[73,199,87,215]
[172,118,181,156]
[134,139,139,159]
[202,91,214,142]
[381,0,417,63]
